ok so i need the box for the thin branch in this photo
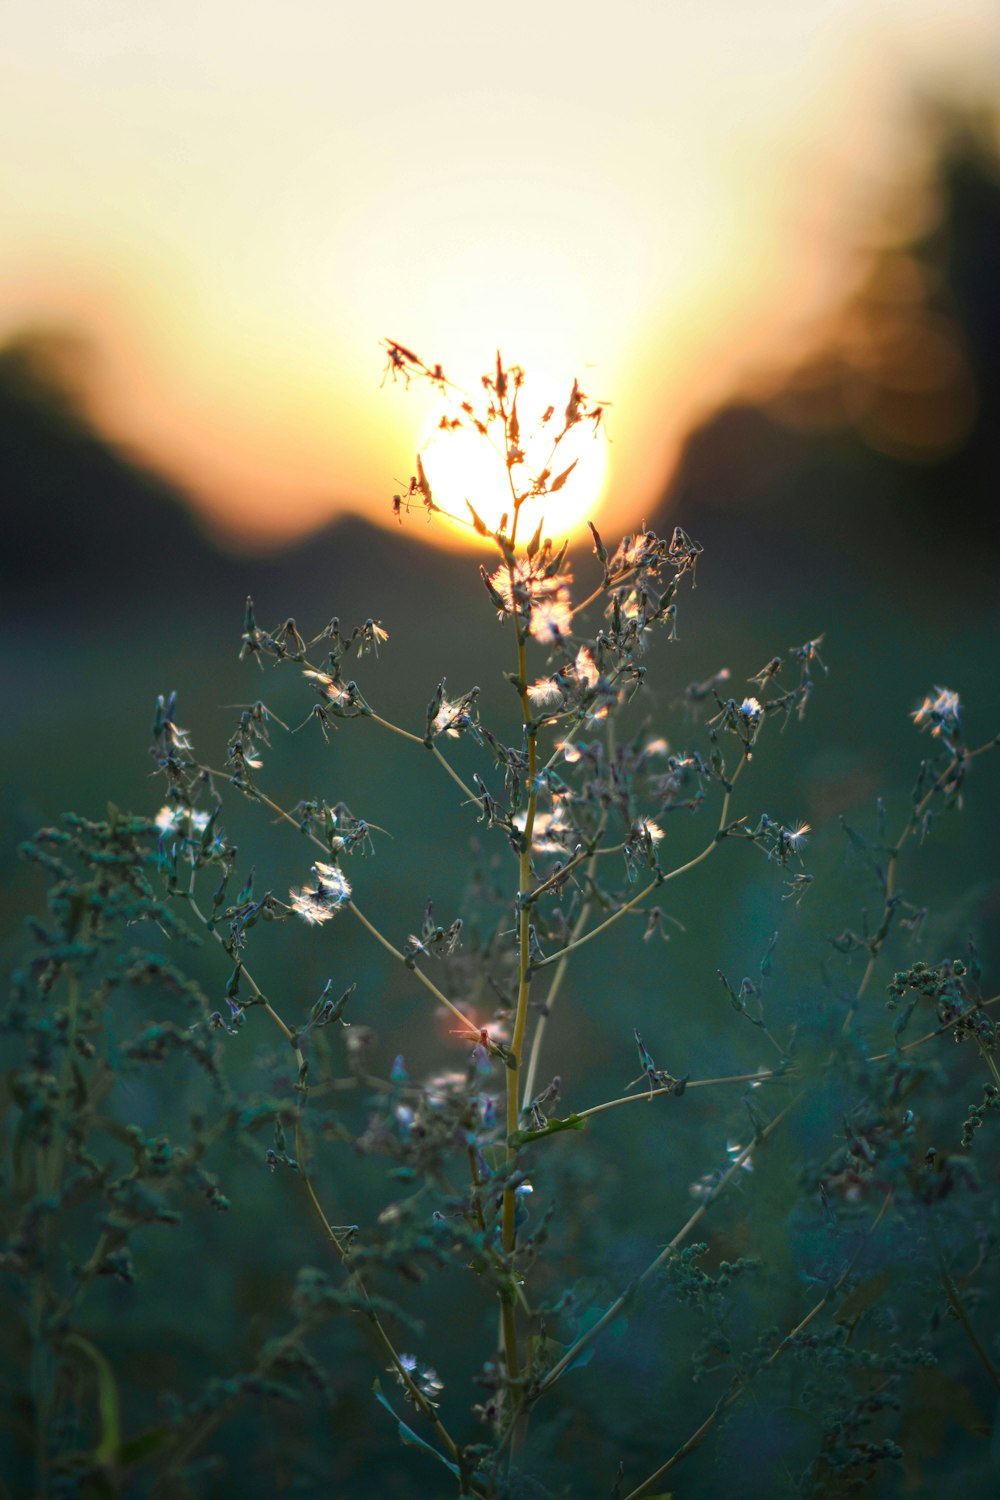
[520,865,598,1108]
[851,733,999,1011]
[623,1192,895,1500]
[531,765,742,973]
[179,893,469,1471]
[198,767,482,1039]
[576,1071,784,1121]
[534,1097,799,1399]
[369,711,478,803]
[938,1259,1000,1392]
[348,899,480,1036]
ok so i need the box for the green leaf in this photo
[565,1305,628,1371]
[372,1380,459,1477]
[65,1335,120,1466]
[508,1113,586,1149]
[835,1270,892,1325]
[118,1426,173,1468]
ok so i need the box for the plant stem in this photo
[850,734,998,1015]
[535,1096,799,1398]
[531,764,744,973]
[576,1071,784,1120]
[520,872,596,1109]
[198,768,483,1039]
[347,898,480,1035]
[181,892,469,1474]
[622,1192,895,1499]
[500,628,538,1387]
[573,995,1000,1125]
[976,1039,1000,1093]
[369,712,478,802]
[938,1258,1000,1392]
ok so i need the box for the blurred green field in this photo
[3,520,998,1495]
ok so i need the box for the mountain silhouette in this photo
[0,330,477,633]
[5,117,998,629]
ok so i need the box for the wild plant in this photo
[4,346,999,1499]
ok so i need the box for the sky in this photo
[3,0,998,550]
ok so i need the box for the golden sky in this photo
[3,0,998,549]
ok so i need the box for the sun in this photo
[415,365,608,545]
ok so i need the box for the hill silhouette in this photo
[4,117,998,628]
[0,331,227,609]
[0,330,476,632]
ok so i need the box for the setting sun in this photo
[2,0,997,552]
[414,363,609,545]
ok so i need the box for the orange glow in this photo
[1,1,997,552]
[415,367,608,545]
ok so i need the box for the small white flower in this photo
[303,669,354,713]
[392,1353,444,1404]
[165,722,194,752]
[430,696,463,737]
[155,806,210,835]
[530,596,573,642]
[740,697,762,723]
[358,620,389,656]
[513,806,575,857]
[912,686,961,738]
[289,861,351,925]
[488,554,574,641]
[573,646,599,690]
[527,678,564,711]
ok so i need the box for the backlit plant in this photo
[4,346,999,1499]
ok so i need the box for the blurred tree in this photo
[658,109,1000,597]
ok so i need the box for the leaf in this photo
[508,1114,586,1149]
[549,458,578,492]
[372,1380,459,1477]
[118,1426,173,1468]
[467,502,489,537]
[565,1305,628,1371]
[835,1270,892,1326]
[65,1335,120,1466]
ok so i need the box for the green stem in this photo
[181,893,468,1471]
[623,1193,895,1499]
[347,898,480,1035]
[501,628,538,1388]
[535,1097,799,1398]
[519,808,611,1110]
[850,734,998,1017]
[938,1258,1000,1392]
[520,880,595,1109]
[199,769,483,1040]
[576,1071,783,1120]
[976,1039,1000,1093]
[531,765,742,974]
[369,712,478,803]
[529,876,659,970]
